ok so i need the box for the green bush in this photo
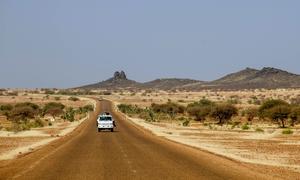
[83,104,94,112]
[15,102,39,110]
[63,107,75,122]
[289,106,300,126]
[44,102,65,111]
[102,91,112,95]
[244,107,258,122]
[118,104,143,114]
[29,119,44,128]
[68,96,79,101]
[187,99,215,121]
[139,109,156,122]
[9,104,39,123]
[44,89,55,95]
[182,119,190,127]
[282,129,293,135]
[43,102,65,117]
[151,102,185,118]
[268,105,291,128]
[231,121,241,129]
[0,104,13,111]
[241,123,250,130]
[78,104,94,114]
[255,127,264,132]
[258,99,289,119]
[210,103,238,125]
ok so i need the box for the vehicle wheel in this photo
[111,128,114,132]
[98,128,101,132]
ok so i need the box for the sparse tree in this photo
[187,99,215,121]
[289,106,300,126]
[268,105,291,128]
[258,99,289,119]
[245,107,258,123]
[210,104,238,125]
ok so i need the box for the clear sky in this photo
[1,0,299,88]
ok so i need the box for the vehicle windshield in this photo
[99,116,112,121]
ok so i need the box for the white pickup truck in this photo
[97,113,115,132]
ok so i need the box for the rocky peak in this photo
[258,67,288,75]
[113,71,127,81]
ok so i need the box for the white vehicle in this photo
[97,113,115,132]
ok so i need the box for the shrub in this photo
[268,105,291,128]
[139,109,156,122]
[44,89,55,95]
[151,102,185,118]
[102,91,112,95]
[227,98,240,105]
[30,119,44,128]
[15,102,39,110]
[46,107,64,117]
[54,97,61,101]
[241,123,250,130]
[43,102,65,117]
[7,92,18,96]
[9,103,40,123]
[78,104,94,114]
[187,99,215,121]
[210,104,238,125]
[0,104,13,111]
[244,107,258,122]
[182,119,190,127]
[83,104,94,112]
[63,107,75,122]
[258,99,289,119]
[255,127,264,132]
[282,129,293,135]
[231,121,241,129]
[44,102,65,111]
[118,104,143,114]
[290,97,300,105]
[68,96,79,101]
[289,106,300,126]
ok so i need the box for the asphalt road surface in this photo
[0,100,274,180]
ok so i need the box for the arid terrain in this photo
[0,88,300,179]
[105,88,300,178]
[0,92,96,161]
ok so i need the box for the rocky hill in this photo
[212,68,259,84]
[182,67,300,90]
[78,71,141,90]
[78,67,300,90]
[142,78,202,90]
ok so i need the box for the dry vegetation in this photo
[0,89,95,160]
[104,88,300,175]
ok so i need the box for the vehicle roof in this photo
[98,114,112,117]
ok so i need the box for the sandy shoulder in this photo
[115,107,300,174]
[0,97,96,161]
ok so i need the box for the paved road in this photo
[0,100,273,180]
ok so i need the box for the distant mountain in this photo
[77,67,300,91]
[182,67,300,90]
[142,78,202,90]
[213,68,259,84]
[78,71,141,90]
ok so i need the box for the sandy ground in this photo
[0,97,96,161]
[106,89,300,175]
[0,94,90,108]
[111,98,300,176]
[104,88,300,108]
[125,117,300,173]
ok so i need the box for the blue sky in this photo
[0,0,299,88]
